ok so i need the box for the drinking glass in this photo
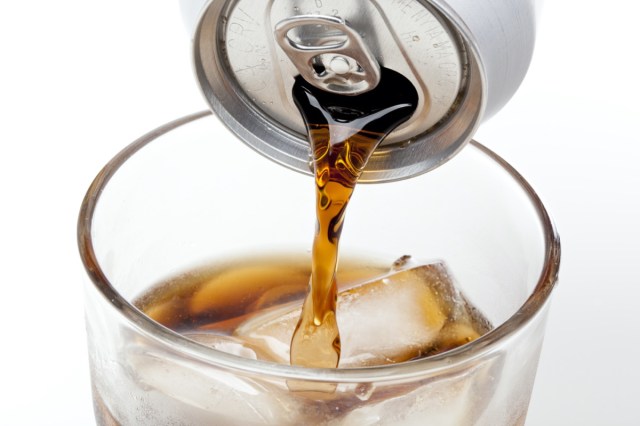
[79,111,559,425]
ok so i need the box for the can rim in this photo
[78,111,560,383]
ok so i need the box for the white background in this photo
[1,1,639,425]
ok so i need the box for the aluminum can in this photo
[180,0,541,182]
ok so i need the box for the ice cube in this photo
[234,260,487,367]
[330,352,503,426]
[126,342,297,425]
[182,332,260,360]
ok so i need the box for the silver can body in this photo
[180,0,541,182]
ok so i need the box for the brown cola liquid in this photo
[289,68,419,368]
[134,255,389,335]
[134,254,492,360]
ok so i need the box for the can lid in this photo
[193,0,486,182]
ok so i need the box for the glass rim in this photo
[78,111,560,383]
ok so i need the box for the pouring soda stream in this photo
[275,16,421,368]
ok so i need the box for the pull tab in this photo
[274,15,381,96]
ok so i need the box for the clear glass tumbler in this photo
[78,112,559,425]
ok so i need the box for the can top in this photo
[193,0,486,182]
